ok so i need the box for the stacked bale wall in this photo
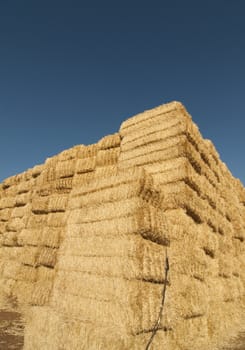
[0,101,244,349]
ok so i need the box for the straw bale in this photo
[0,208,11,221]
[40,227,61,248]
[17,179,33,194]
[51,289,127,328]
[24,307,128,350]
[39,167,57,184]
[13,280,35,303]
[69,179,145,209]
[54,178,73,192]
[26,213,47,228]
[72,172,95,187]
[118,138,184,169]
[36,183,53,197]
[55,159,76,179]
[59,235,133,257]
[0,221,7,235]
[58,146,80,161]
[119,101,182,136]
[119,130,187,162]
[0,246,22,260]
[16,264,37,282]
[6,217,25,232]
[77,143,98,158]
[72,167,145,196]
[0,196,15,209]
[48,195,68,212]
[18,228,42,246]
[121,114,184,150]
[37,265,55,281]
[2,260,21,279]
[94,165,118,178]
[58,237,166,283]
[11,204,29,218]
[2,174,19,189]
[31,197,49,214]
[32,164,44,178]
[98,133,121,150]
[218,254,233,278]
[37,247,57,268]
[20,246,40,266]
[15,192,30,206]
[30,280,54,306]
[96,147,120,167]
[2,231,18,246]
[75,156,96,174]
[68,197,144,224]
[47,212,66,227]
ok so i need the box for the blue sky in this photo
[0,0,244,185]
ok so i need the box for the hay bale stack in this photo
[0,101,244,350]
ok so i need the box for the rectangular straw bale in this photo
[72,172,95,187]
[218,254,233,278]
[58,147,79,161]
[18,228,42,246]
[68,197,144,224]
[40,227,61,248]
[37,247,57,268]
[72,167,144,196]
[16,264,37,282]
[119,130,186,162]
[118,137,186,169]
[98,133,121,150]
[60,235,135,257]
[32,164,44,178]
[77,143,98,159]
[55,160,76,179]
[2,260,21,279]
[0,223,4,236]
[0,196,15,209]
[69,180,144,209]
[96,147,120,167]
[6,217,25,232]
[56,254,143,280]
[31,197,49,214]
[75,156,96,174]
[66,215,138,239]
[17,180,33,194]
[20,246,40,267]
[2,231,18,246]
[119,101,182,136]
[13,280,35,303]
[0,208,11,221]
[48,195,68,212]
[51,290,127,327]
[37,265,55,281]
[11,205,29,218]
[121,114,183,150]
[15,192,30,207]
[94,165,118,178]
[54,178,73,192]
[30,280,54,306]
[47,212,66,227]
[36,183,53,197]
[0,246,22,260]
[39,167,56,184]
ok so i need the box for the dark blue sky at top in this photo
[0,0,244,185]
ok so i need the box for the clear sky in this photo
[0,0,244,185]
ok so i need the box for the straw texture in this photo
[0,101,244,350]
